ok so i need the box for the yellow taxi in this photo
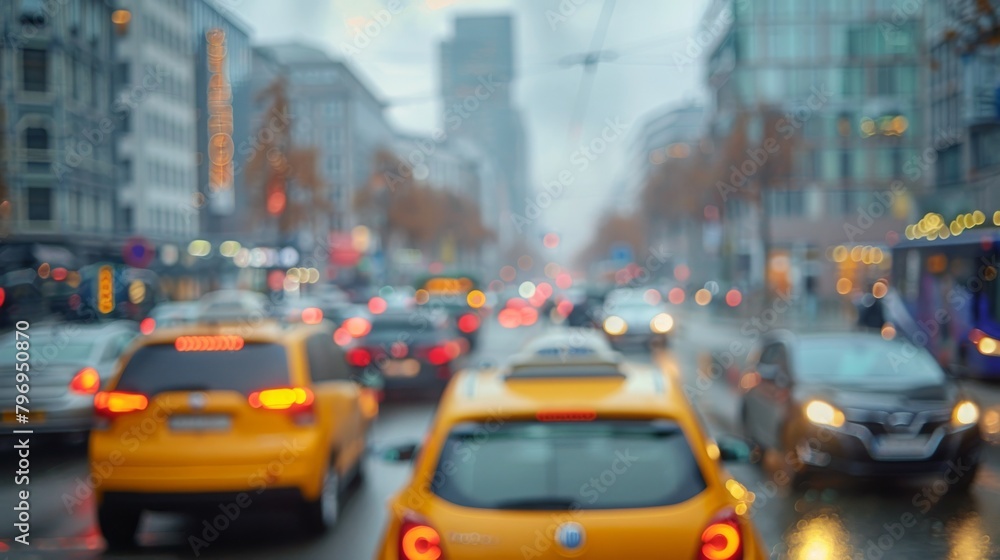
[375,330,765,559]
[89,320,377,548]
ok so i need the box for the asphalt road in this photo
[2,318,1000,559]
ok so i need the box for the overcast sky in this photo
[234,0,710,257]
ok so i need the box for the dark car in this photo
[345,310,466,398]
[740,331,982,488]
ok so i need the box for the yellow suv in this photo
[375,330,765,559]
[89,321,376,548]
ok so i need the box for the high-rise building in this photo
[256,43,394,239]
[0,0,117,255]
[440,14,528,243]
[923,0,1000,214]
[114,0,198,242]
[703,0,922,293]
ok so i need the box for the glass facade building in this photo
[704,0,923,293]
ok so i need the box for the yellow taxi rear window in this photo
[115,343,290,396]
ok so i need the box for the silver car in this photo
[0,321,138,435]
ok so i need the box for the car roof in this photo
[441,362,687,422]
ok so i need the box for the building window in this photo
[22,48,48,92]
[27,186,53,221]
[24,127,49,172]
[25,127,48,150]
[936,144,962,186]
[840,150,852,180]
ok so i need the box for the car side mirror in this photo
[716,435,758,464]
[381,442,419,463]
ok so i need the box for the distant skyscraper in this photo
[440,14,528,242]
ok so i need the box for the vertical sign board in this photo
[207,28,235,214]
[98,265,115,314]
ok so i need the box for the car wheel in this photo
[302,463,340,535]
[98,503,140,549]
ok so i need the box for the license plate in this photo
[169,415,231,432]
[382,359,420,378]
[2,411,44,424]
[874,436,930,459]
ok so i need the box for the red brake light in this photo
[70,367,101,395]
[94,391,148,417]
[248,387,314,411]
[698,510,744,560]
[301,307,323,324]
[347,347,372,367]
[369,296,388,314]
[426,345,450,365]
[140,317,156,335]
[536,410,597,422]
[344,317,372,337]
[391,341,409,358]
[399,515,444,560]
[457,313,480,333]
[970,328,986,344]
[175,335,245,352]
[0,287,5,307]
[333,327,353,346]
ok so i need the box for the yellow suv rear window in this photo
[115,342,290,396]
[431,419,706,510]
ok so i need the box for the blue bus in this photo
[888,229,1000,379]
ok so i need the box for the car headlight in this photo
[804,400,845,428]
[603,316,627,336]
[650,313,674,333]
[952,400,979,426]
[978,336,1000,356]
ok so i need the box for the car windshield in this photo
[115,343,290,396]
[794,338,946,387]
[431,420,706,510]
[612,304,660,322]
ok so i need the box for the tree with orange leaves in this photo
[245,77,329,238]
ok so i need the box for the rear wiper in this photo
[494,497,579,510]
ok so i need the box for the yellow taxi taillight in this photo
[248,387,314,410]
[399,514,443,560]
